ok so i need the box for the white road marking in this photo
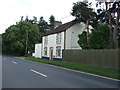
[31,69,47,78]
[12,61,17,64]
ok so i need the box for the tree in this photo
[78,24,110,49]
[71,1,97,46]
[96,1,120,48]
[23,16,34,24]
[38,16,48,37]
[20,16,24,21]
[33,16,37,24]
[2,21,41,56]
[111,2,120,48]
[78,31,89,49]
[25,16,29,22]
[89,25,110,49]
[49,15,55,30]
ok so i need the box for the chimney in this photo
[54,21,62,28]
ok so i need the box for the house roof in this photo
[44,20,78,36]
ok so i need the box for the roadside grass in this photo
[25,57,119,80]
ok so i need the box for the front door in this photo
[49,47,53,60]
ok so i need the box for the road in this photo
[2,56,119,88]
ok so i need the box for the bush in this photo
[78,24,110,49]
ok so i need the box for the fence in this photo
[62,49,119,69]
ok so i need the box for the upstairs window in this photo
[56,33,61,44]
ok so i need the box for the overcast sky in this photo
[0,0,96,34]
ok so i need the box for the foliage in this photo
[24,16,48,36]
[78,25,110,49]
[71,1,97,27]
[89,24,110,49]
[33,16,37,23]
[2,21,41,56]
[96,2,120,48]
[71,2,94,19]
[38,16,48,36]
[78,31,89,49]
[49,15,55,30]
[96,2,119,25]
[71,1,97,47]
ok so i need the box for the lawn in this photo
[25,57,119,80]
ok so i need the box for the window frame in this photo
[56,33,61,44]
[44,47,47,56]
[56,46,61,57]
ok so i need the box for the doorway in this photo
[49,47,53,60]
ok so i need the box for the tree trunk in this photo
[86,20,90,47]
[118,2,120,48]
[108,11,114,48]
[25,30,28,56]
[105,2,113,48]
[113,9,119,49]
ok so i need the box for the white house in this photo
[34,20,88,60]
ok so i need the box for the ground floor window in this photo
[56,46,61,57]
[44,47,47,56]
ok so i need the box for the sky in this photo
[0,0,96,34]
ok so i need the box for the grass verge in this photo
[25,57,119,80]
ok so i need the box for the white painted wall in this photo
[41,22,92,59]
[42,32,64,59]
[66,22,85,49]
[35,44,42,58]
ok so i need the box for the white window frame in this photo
[44,47,47,56]
[56,33,61,44]
[56,46,61,57]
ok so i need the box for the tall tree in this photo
[49,15,55,30]
[112,2,120,48]
[38,16,48,38]
[96,1,120,48]
[33,16,37,24]
[71,1,96,46]
[25,16,29,22]
[20,16,24,21]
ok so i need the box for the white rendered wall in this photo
[42,32,64,58]
[35,44,42,58]
[66,22,86,49]
[41,22,91,58]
